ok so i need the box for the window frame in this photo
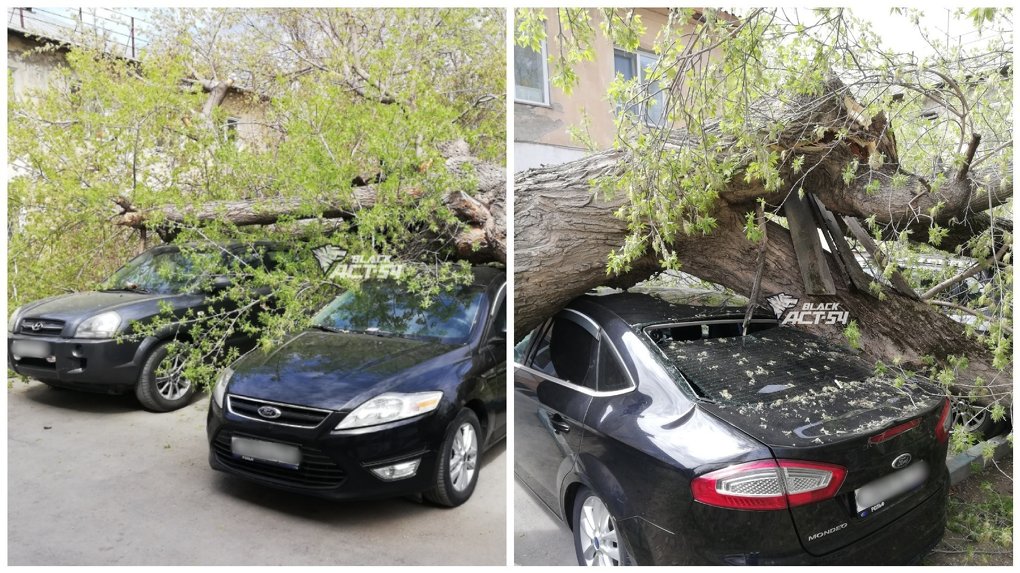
[515,309,637,397]
[612,47,667,126]
[514,38,551,107]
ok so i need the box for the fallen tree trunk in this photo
[514,154,1010,403]
[113,145,506,264]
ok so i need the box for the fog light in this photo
[12,354,21,361]
[45,356,56,363]
[370,459,421,481]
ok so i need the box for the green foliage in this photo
[842,320,862,350]
[946,479,1013,548]
[516,7,1012,412]
[9,8,503,389]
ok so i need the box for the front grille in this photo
[18,318,65,337]
[213,431,346,489]
[227,394,333,428]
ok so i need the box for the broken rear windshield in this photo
[647,324,875,404]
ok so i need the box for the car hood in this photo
[17,291,185,326]
[226,330,461,411]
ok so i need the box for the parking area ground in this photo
[7,379,506,566]
[513,480,573,566]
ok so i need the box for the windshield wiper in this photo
[360,328,401,338]
[311,324,343,333]
[102,285,151,294]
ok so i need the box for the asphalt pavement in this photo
[513,479,575,565]
[7,379,506,566]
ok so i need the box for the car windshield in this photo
[647,324,875,404]
[102,249,203,294]
[312,282,484,344]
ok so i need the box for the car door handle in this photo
[550,414,571,434]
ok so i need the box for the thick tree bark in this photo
[514,155,1010,403]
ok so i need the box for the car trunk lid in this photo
[653,326,946,554]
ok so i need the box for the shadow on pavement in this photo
[15,380,141,414]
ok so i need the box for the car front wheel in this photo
[573,487,631,566]
[424,408,481,507]
[135,341,196,412]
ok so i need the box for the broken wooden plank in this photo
[808,195,875,295]
[783,191,836,295]
[843,216,920,300]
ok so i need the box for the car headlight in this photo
[8,305,24,333]
[74,311,122,339]
[213,366,233,409]
[335,391,443,430]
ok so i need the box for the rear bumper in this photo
[769,478,946,566]
[628,472,947,565]
[7,333,148,391]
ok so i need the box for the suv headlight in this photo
[212,367,233,409]
[335,391,443,431]
[74,311,122,339]
[8,305,24,333]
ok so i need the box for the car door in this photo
[514,310,598,515]
[476,282,507,446]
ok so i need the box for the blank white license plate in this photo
[12,340,51,359]
[855,461,929,513]
[231,436,301,469]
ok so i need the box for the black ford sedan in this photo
[208,267,506,506]
[514,290,950,565]
[8,243,281,412]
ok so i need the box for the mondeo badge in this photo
[257,405,283,419]
[891,453,912,469]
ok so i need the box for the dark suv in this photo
[8,242,282,412]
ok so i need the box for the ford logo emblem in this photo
[257,405,282,419]
[891,453,912,469]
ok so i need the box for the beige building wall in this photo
[514,8,727,172]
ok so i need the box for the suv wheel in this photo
[573,487,631,566]
[135,341,196,412]
[424,408,481,507]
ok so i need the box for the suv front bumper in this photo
[8,333,146,391]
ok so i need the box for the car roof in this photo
[470,265,505,287]
[568,288,774,327]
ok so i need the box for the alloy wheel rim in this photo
[449,422,478,492]
[155,355,191,401]
[579,495,621,566]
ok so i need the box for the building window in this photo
[514,40,549,106]
[613,48,666,125]
[224,117,239,142]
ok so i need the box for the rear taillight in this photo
[691,459,847,511]
[935,399,952,443]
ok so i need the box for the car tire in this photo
[424,408,481,507]
[572,487,632,566]
[953,398,1009,439]
[135,341,196,412]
